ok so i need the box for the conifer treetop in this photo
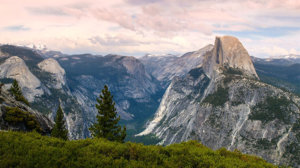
[89,85,126,142]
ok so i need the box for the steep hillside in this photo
[0,88,53,134]
[0,56,43,101]
[139,36,300,167]
[140,45,213,87]
[252,58,300,95]
[0,131,275,168]
[57,54,163,124]
[0,46,163,139]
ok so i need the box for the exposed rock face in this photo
[0,45,163,139]
[140,44,213,87]
[139,36,300,167]
[38,58,66,89]
[0,56,43,101]
[202,36,258,79]
[58,54,161,122]
[0,89,53,134]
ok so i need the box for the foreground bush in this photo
[0,131,275,168]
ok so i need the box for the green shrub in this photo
[255,138,274,150]
[0,131,276,168]
[292,119,300,132]
[9,80,29,106]
[249,96,293,124]
[203,87,229,107]
[223,67,243,75]
[3,107,42,132]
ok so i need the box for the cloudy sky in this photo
[0,0,300,57]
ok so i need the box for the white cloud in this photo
[0,0,299,57]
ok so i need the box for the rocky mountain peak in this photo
[38,58,66,89]
[0,56,43,101]
[202,36,258,79]
[38,58,65,75]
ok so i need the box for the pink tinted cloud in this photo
[90,4,215,35]
[0,0,300,57]
[90,0,250,35]
[92,8,136,31]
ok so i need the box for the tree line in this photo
[5,80,126,142]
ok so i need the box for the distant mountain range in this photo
[0,37,300,167]
[251,56,300,95]
[0,45,164,139]
[140,44,213,88]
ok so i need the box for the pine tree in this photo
[0,82,4,94]
[9,80,29,106]
[51,105,68,140]
[89,85,126,142]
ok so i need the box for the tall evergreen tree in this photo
[89,85,126,142]
[51,105,68,140]
[9,80,29,106]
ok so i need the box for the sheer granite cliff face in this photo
[0,56,44,102]
[202,36,258,79]
[38,58,66,89]
[139,36,300,167]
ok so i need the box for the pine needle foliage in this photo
[89,85,126,142]
[51,105,68,140]
[9,80,29,106]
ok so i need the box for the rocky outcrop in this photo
[139,36,300,167]
[0,56,43,101]
[0,48,162,139]
[202,36,258,79]
[0,89,53,134]
[0,50,89,139]
[38,58,66,89]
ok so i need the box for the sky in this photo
[0,0,300,58]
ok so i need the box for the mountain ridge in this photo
[1,38,300,166]
[0,46,164,139]
[138,36,300,167]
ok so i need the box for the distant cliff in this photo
[139,36,300,167]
